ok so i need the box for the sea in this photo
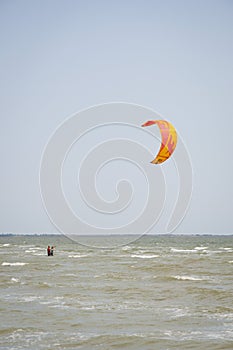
[0,234,233,350]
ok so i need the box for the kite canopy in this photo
[141,120,177,164]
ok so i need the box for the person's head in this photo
[51,246,53,249]
[48,245,50,248]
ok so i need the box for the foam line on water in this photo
[2,262,28,266]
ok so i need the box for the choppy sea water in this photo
[0,234,233,350]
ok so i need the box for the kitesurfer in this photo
[47,245,51,256]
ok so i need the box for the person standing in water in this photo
[51,246,54,256]
[47,245,51,256]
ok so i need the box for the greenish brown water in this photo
[0,235,233,349]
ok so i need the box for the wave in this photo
[194,246,208,250]
[121,246,132,251]
[2,262,28,266]
[68,254,89,258]
[171,248,197,253]
[131,254,158,259]
[20,296,44,302]
[24,250,45,256]
[28,247,44,250]
[11,277,20,283]
[172,275,207,281]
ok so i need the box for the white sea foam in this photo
[131,254,158,259]
[121,246,131,251]
[21,296,43,302]
[40,297,64,305]
[11,277,20,283]
[2,262,28,266]
[68,254,88,258]
[28,247,43,250]
[162,329,233,341]
[25,250,45,256]
[172,275,205,281]
[50,304,70,309]
[166,307,189,318]
[171,248,197,253]
[25,247,44,253]
[208,313,233,321]
[194,246,208,250]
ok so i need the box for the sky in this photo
[0,0,233,234]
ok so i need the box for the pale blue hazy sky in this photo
[0,0,233,234]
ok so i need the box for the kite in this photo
[141,120,177,164]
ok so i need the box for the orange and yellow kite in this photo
[141,120,177,164]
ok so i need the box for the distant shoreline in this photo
[1,233,233,237]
